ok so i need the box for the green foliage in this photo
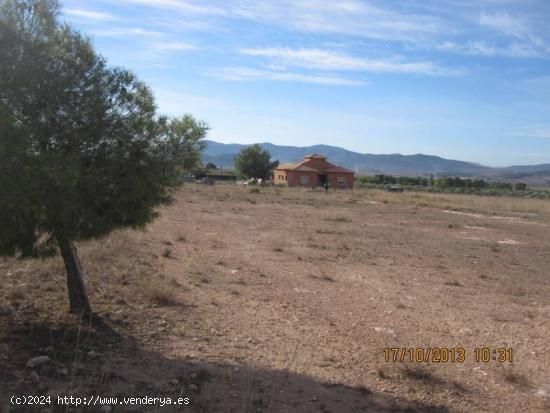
[165,114,208,172]
[357,174,527,191]
[205,162,217,170]
[355,174,540,198]
[0,0,204,258]
[234,144,273,180]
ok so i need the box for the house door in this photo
[318,174,327,186]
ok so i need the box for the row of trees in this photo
[358,175,528,191]
[0,0,208,316]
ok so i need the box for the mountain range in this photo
[203,140,550,185]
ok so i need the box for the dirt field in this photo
[1,185,549,412]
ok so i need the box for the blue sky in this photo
[61,0,550,166]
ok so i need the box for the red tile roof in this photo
[276,162,297,170]
[293,164,320,172]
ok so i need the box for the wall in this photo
[288,171,319,187]
[327,173,354,189]
[272,169,289,185]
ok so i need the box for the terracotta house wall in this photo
[327,173,354,189]
[288,171,319,187]
[272,169,288,185]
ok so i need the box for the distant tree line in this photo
[357,174,528,191]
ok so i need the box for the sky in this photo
[60,0,550,166]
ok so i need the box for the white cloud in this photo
[108,0,445,43]
[209,67,367,86]
[147,17,221,32]
[475,11,549,56]
[234,0,445,42]
[86,1,550,60]
[149,41,198,53]
[273,0,379,14]
[508,127,550,139]
[89,28,166,37]
[64,8,119,21]
[478,12,527,38]
[76,0,550,71]
[134,41,198,63]
[437,40,543,58]
[115,0,227,16]
[241,47,463,76]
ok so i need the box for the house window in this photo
[300,175,309,184]
[285,175,288,181]
[338,176,346,186]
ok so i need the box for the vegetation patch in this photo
[324,216,352,223]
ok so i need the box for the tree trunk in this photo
[57,237,92,317]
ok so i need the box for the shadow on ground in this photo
[0,309,451,413]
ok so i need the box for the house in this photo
[272,154,354,189]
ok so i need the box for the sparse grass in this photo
[321,274,335,282]
[316,229,343,235]
[307,242,327,250]
[168,276,181,287]
[324,216,352,223]
[1,182,548,413]
[145,277,181,307]
[355,384,371,395]
[366,188,550,216]
[176,184,550,218]
[490,243,501,252]
[272,240,285,253]
[211,240,225,249]
[8,287,25,301]
[402,366,440,384]
[503,370,531,388]
[377,367,389,379]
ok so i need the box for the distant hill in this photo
[202,140,550,185]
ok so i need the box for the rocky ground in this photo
[1,185,549,412]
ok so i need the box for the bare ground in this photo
[1,185,549,412]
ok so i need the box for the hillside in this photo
[203,141,550,184]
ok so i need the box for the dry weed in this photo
[145,276,181,307]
